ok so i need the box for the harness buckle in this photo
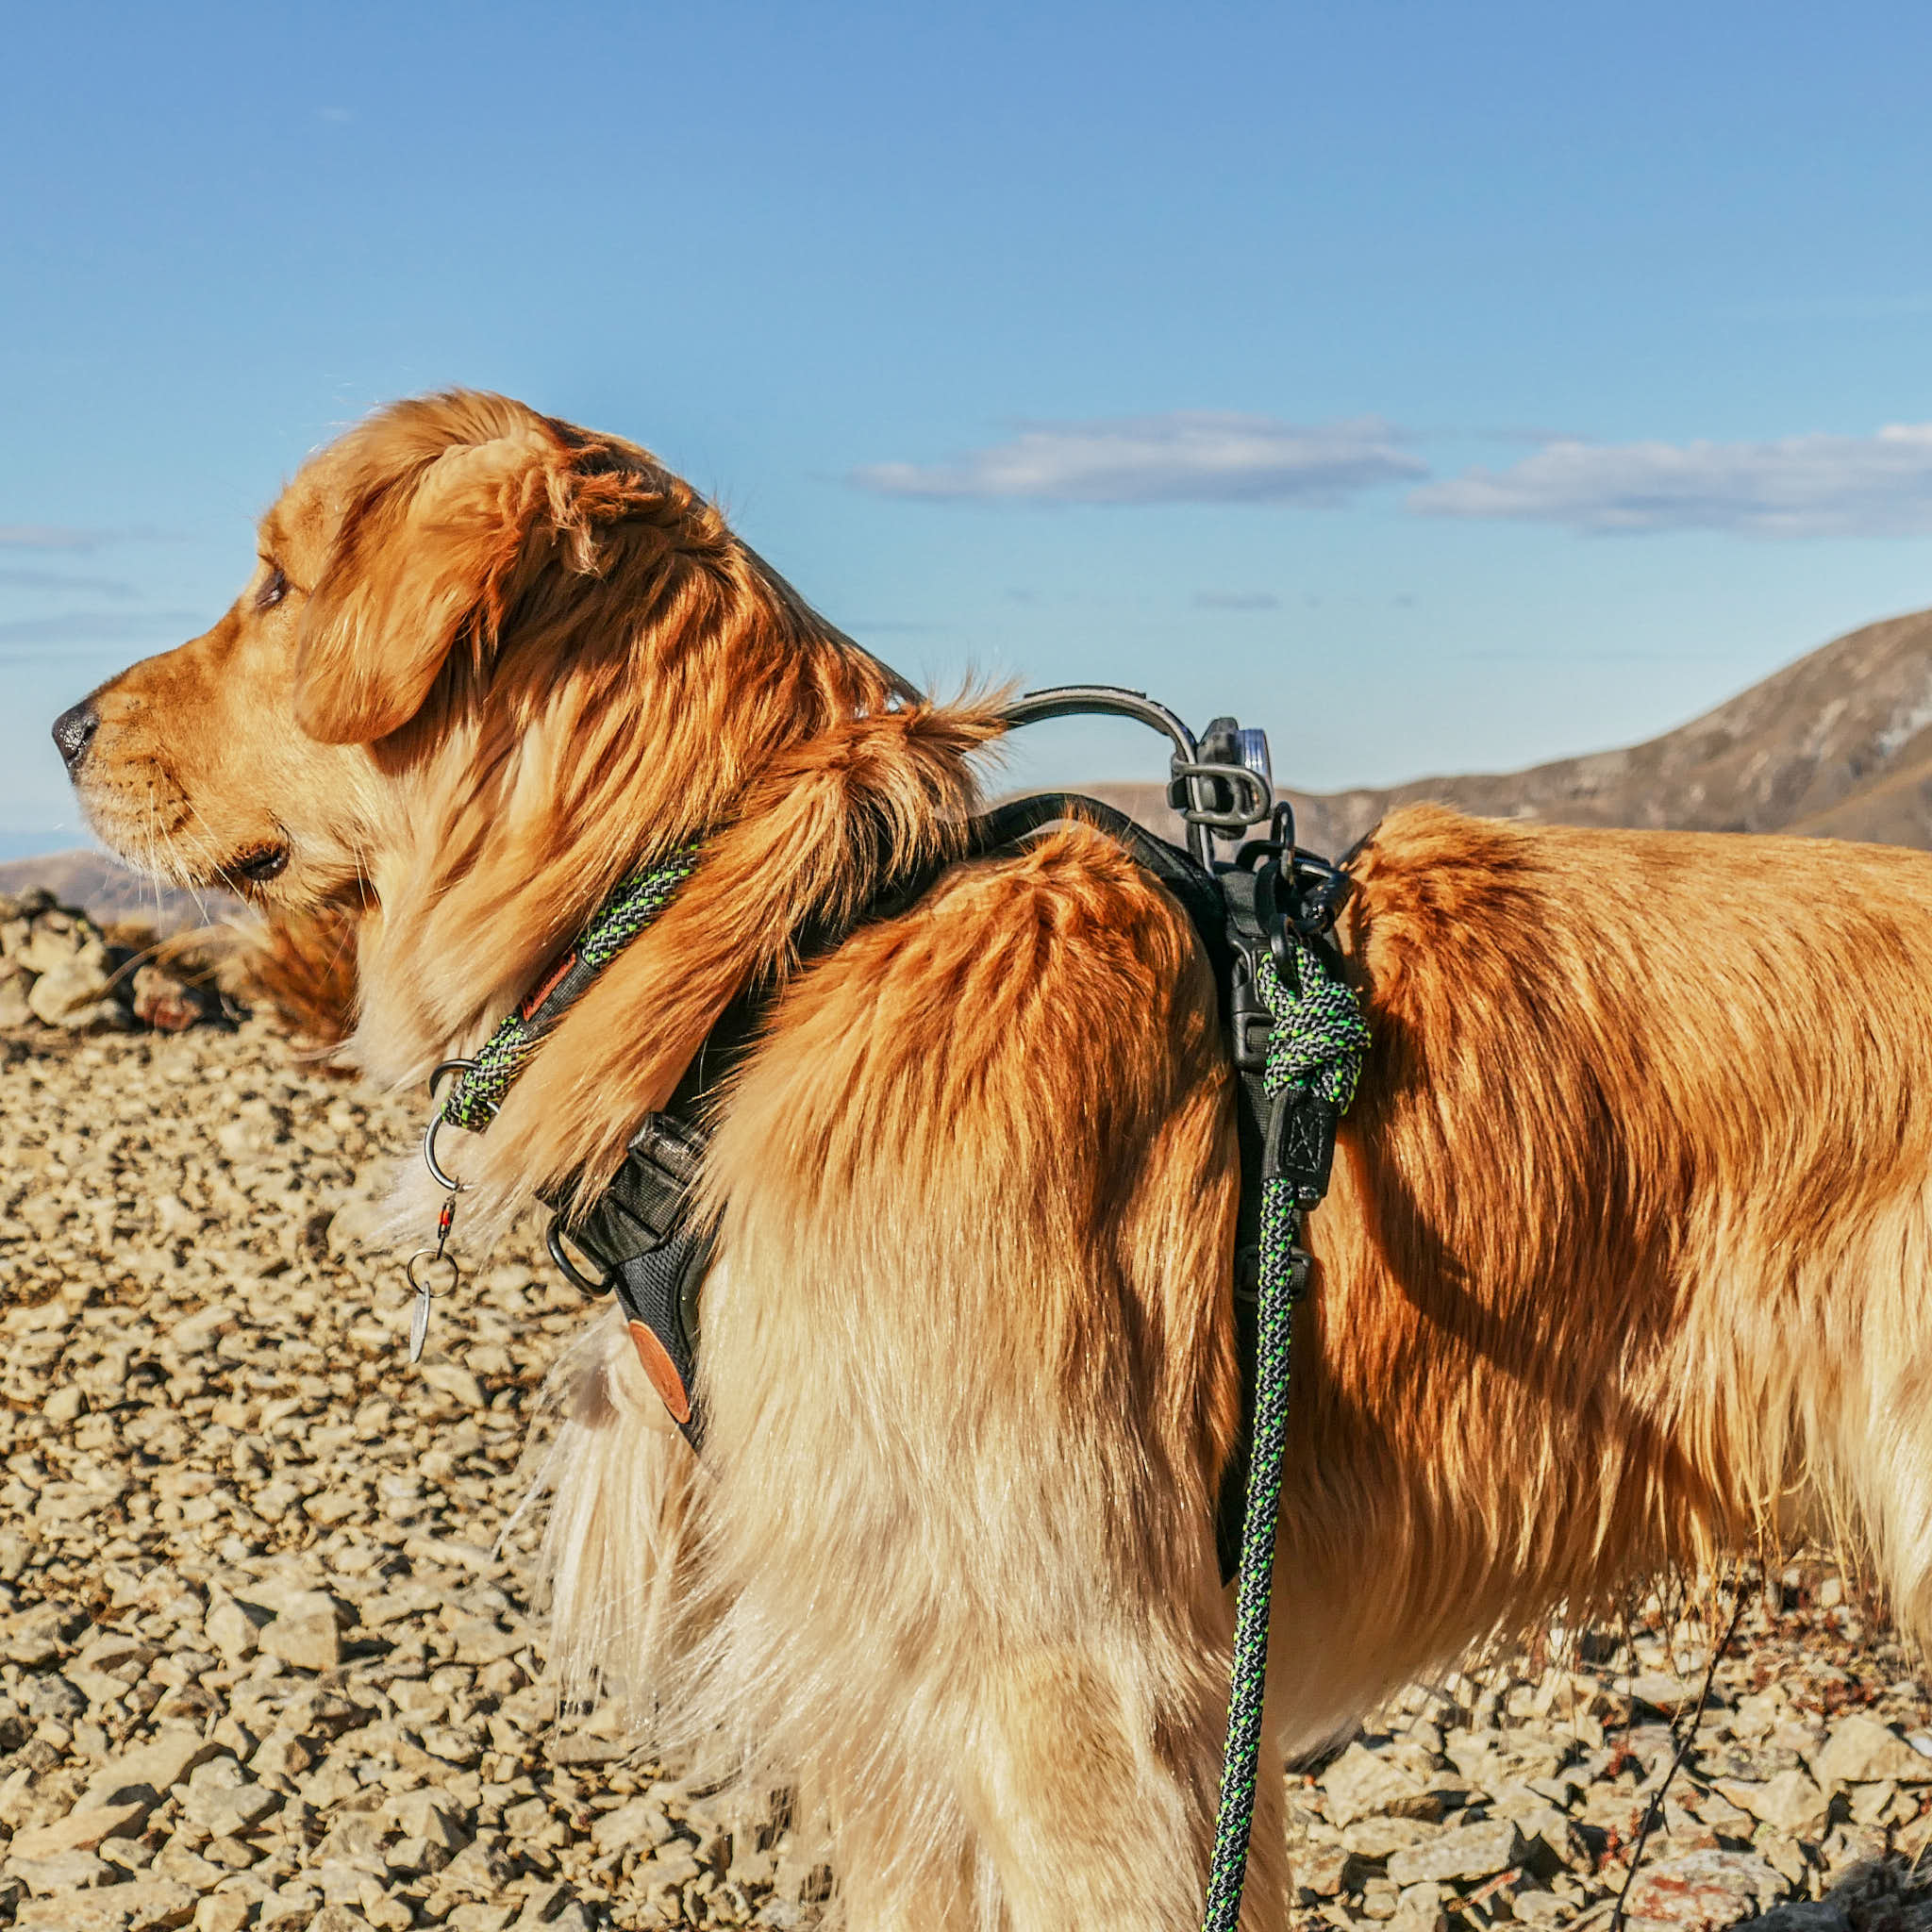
[620,1114,707,1244]
[1229,962,1274,1073]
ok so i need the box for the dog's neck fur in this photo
[345,544,1007,1237]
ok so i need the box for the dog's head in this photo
[57,391,946,1087]
[62,391,885,906]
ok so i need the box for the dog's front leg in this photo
[953,1641,1291,1932]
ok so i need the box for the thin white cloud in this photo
[853,412,1424,506]
[1194,591,1281,611]
[0,525,108,551]
[1411,424,1932,537]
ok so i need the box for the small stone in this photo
[27,950,115,1025]
[24,1674,87,1721]
[1510,1893,1574,1928]
[85,1733,222,1810]
[258,1885,321,1930]
[1629,1673,1701,1711]
[1357,1875,1398,1918]
[182,1781,280,1838]
[1341,1816,1438,1859]
[258,1594,341,1673]
[449,1617,524,1666]
[445,1907,516,1932]
[546,1733,631,1768]
[43,1384,86,1426]
[588,1796,675,1857]
[1848,1777,1896,1826]
[192,1897,251,1932]
[204,1599,260,1665]
[421,1362,486,1409]
[1318,1741,1437,1826]
[310,1907,375,1932]
[390,1789,465,1850]
[249,1730,311,1780]
[11,1848,114,1893]
[1291,1840,1356,1899]
[642,1846,702,1891]
[419,1724,483,1767]
[131,964,205,1034]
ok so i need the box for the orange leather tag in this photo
[627,1320,692,1424]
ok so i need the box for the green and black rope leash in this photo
[1201,936,1369,1932]
[440,844,703,1132]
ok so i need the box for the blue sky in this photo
[6,1,1932,856]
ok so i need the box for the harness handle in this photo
[1002,686,1275,867]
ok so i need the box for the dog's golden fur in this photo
[65,390,1932,1929]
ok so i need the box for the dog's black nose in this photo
[51,702,100,772]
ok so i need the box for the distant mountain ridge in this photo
[11,606,1932,929]
[1087,606,1932,857]
[0,849,238,931]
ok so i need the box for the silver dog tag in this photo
[405,1241,458,1367]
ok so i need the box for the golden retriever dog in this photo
[57,389,1932,1930]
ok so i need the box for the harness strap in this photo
[552,796,1226,1452]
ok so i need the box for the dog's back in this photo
[1270,803,1932,1750]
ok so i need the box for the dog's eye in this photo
[256,566,289,612]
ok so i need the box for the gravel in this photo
[7,1015,1932,1929]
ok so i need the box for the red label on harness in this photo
[519,950,577,1022]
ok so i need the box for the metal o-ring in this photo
[422,1113,471,1193]
[406,1249,461,1298]
[422,1058,484,1192]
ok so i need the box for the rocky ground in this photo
[4,1018,1932,1931]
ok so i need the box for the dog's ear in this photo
[293,423,561,744]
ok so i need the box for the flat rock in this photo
[11,1847,116,1893]
[181,1780,280,1837]
[1386,1818,1526,1887]
[85,1732,223,1812]
[1318,1741,1434,1826]
[1621,1849,1786,1926]
[9,1797,154,1861]
[1814,1711,1932,1786]
[1341,1815,1439,1859]
[1719,1769,1830,1837]
[15,1877,197,1930]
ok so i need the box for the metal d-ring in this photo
[422,1057,483,1192]
[546,1218,612,1296]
